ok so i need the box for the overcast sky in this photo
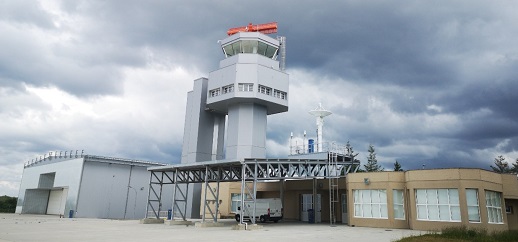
[1,0,518,196]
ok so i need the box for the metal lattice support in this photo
[201,166,221,222]
[146,171,165,219]
[171,169,189,221]
[239,162,258,224]
[146,157,360,222]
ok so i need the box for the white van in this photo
[235,198,283,223]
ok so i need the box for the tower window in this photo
[209,88,221,97]
[238,83,253,92]
[274,90,287,100]
[222,84,234,94]
[258,85,272,96]
[222,40,278,59]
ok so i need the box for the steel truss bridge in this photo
[145,155,360,225]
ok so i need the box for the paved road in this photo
[0,214,426,242]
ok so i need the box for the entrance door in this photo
[46,188,68,215]
[341,193,348,224]
[300,194,322,222]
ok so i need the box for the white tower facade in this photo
[309,104,332,152]
[206,32,289,159]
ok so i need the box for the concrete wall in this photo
[226,103,267,159]
[181,77,222,164]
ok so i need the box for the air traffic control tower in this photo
[180,23,288,217]
[206,28,289,159]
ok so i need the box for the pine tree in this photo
[512,158,518,173]
[393,160,403,171]
[345,141,362,172]
[490,155,510,173]
[345,141,359,160]
[364,144,383,172]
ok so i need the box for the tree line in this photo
[346,142,401,172]
[0,196,17,213]
[490,155,518,174]
[349,141,518,174]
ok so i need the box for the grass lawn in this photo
[395,227,518,242]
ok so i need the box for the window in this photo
[258,85,272,96]
[231,193,251,213]
[222,84,234,94]
[485,190,503,224]
[238,83,253,92]
[466,189,480,222]
[222,40,278,59]
[353,189,388,219]
[415,189,460,222]
[393,190,405,220]
[506,205,513,214]
[209,88,220,97]
[273,90,287,100]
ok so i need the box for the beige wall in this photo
[347,172,407,229]
[502,174,518,199]
[348,169,512,232]
[506,199,518,230]
[502,173,518,230]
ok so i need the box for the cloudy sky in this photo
[1,0,518,196]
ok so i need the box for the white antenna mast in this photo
[308,103,332,152]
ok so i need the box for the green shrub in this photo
[0,196,17,213]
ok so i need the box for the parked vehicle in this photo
[235,198,283,223]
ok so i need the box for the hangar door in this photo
[46,188,68,215]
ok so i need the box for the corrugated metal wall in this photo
[77,161,159,219]
[21,189,49,214]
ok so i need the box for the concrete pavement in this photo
[0,214,426,242]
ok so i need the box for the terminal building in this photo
[197,168,518,231]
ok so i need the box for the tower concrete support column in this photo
[226,103,267,160]
[212,115,226,160]
[180,77,226,219]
